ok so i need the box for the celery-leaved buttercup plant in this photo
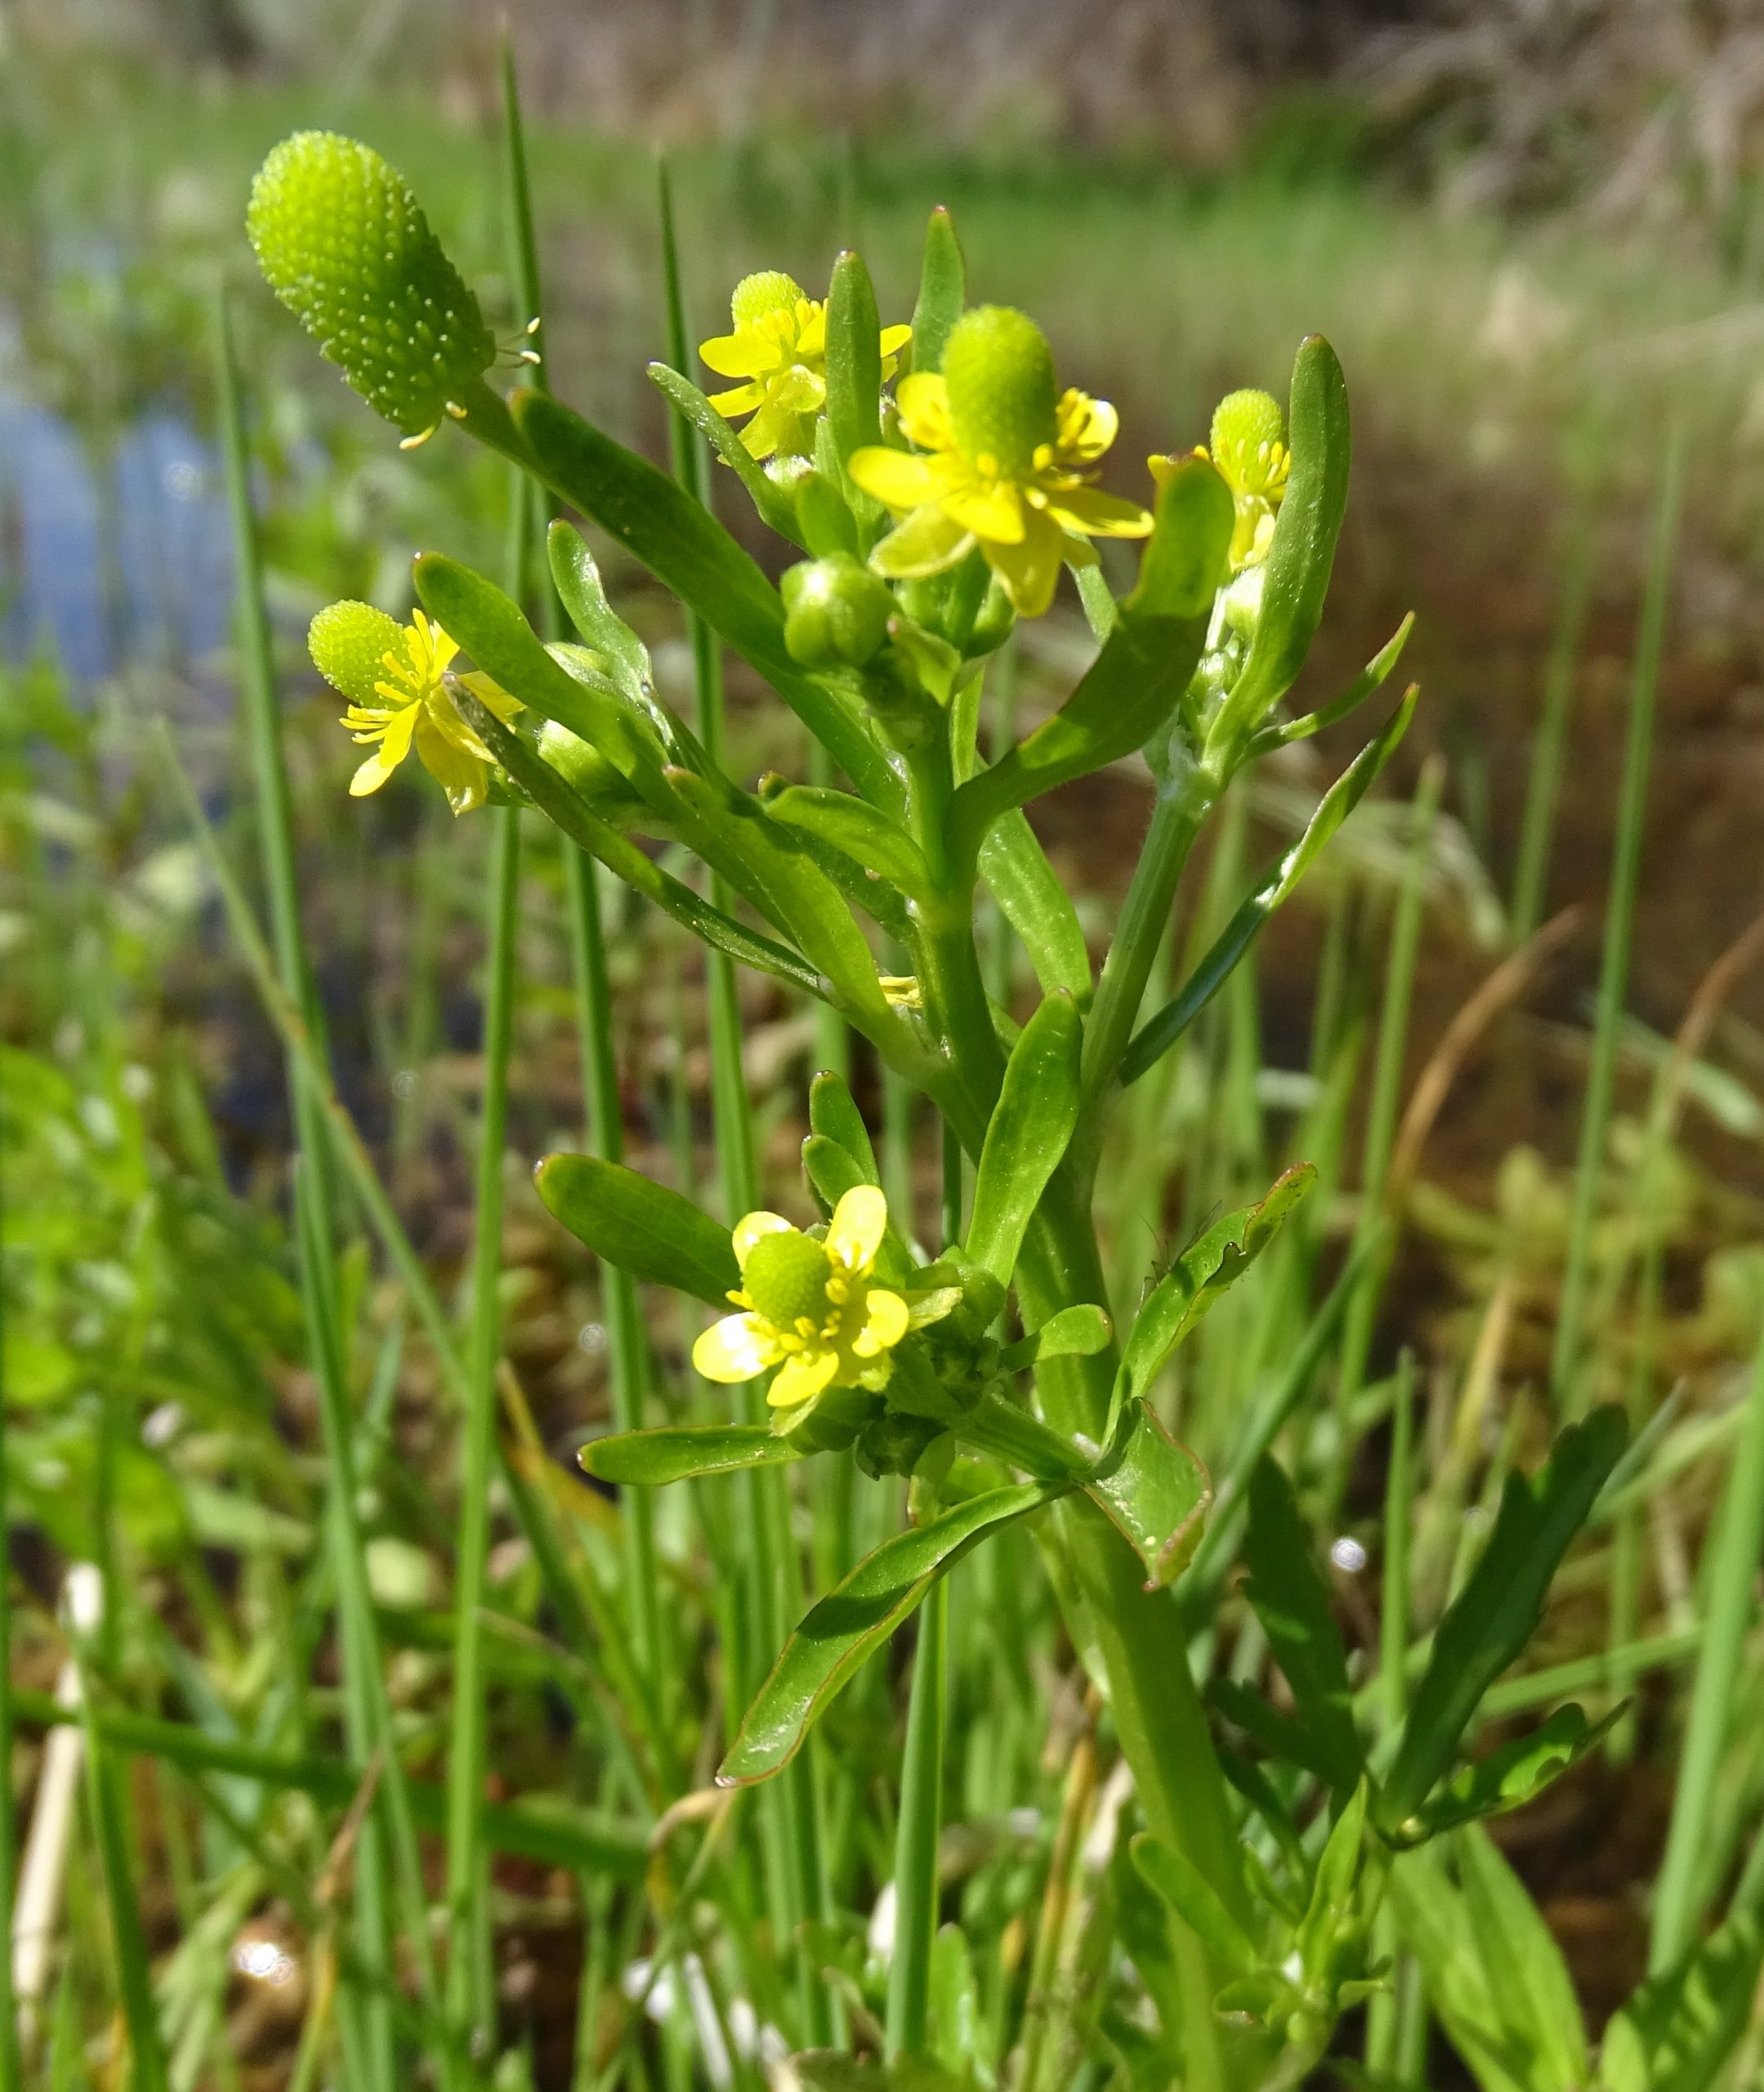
[250,132,1635,2090]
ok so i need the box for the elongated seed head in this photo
[310,601,409,704]
[249,132,495,435]
[943,306,1057,476]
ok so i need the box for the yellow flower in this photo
[700,270,912,462]
[1154,387,1288,573]
[692,1186,917,1412]
[310,602,521,816]
[847,305,1150,620]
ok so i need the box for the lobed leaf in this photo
[645,363,807,546]
[1248,611,1413,756]
[1122,691,1418,1084]
[978,812,1093,1006]
[949,456,1232,860]
[1084,1401,1210,1588]
[1378,1406,1627,1836]
[965,990,1083,1287]
[536,1153,739,1307]
[546,521,656,706]
[1403,1701,1623,1845]
[719,1482,1070,1783]
[997,1303,1111,1373]
[765,784,931,896]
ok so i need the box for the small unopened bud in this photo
[249,132,495,436]
[781,554,894,669]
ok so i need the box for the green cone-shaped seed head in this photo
[248,132,496,436]
[743,1233,832,1330]
[731,270,806,325]
[943,306,1057,476]
[1209,388,1288,498]
[310,601,409,704]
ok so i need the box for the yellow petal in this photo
[869,504,972,579]
[768,1347,841,1408]
[851,1286,909,1357]
[694,1312,781,1383]
[733,1211,794,1270]
[708,382,765,416]
[847,446,944,513]
[826,1184,888,1276]
[1056,391,1118,463]
[414,713,489,815]
[347,701,419,793]
[942,480,1027,545]
[879,324,913,358]
[895,372,953,452]
[459,672,522,723]
[983,509,1066,619]
[794,305,828,356]
[699,333,761,378]
[1044,485,1154,539]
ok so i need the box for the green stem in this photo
[443,802,521,2045]
[0,1119,19,2089]
[885,1578,948,2059]
[1510,507,1596,941]
[1650,1324,1764,1971]
[1552,438,1683,1410]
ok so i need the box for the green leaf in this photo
[949,456,1232,860]
[458,692,823,996]
[1207,333,1352,757]
[414,552,664,786]
[810,1068,880,1185]
[1456,1828,1588,2092]
[1131,1833,1257,1976]
[1122,691,1418,1084]
[546,521,655,705]
[964,990,1083,1288]
[825,249,882,470]
[1084,1401,1210,1588]
[1249,611,1413,756]
[1603,1906,1764,2092]
[582,1425,805,1486]
[719,1482,1070,1783]
[1113,1164,1315,1417]
[795,2053,969,2092]
[978,812,1092,1006]
[803,1131,868,1214]
[663,770,895,1030]
[1243,1456,1364,1795]
[535,1153,739,1306]
[909,206,965,376]
[645,363,807,546]
[765,784,931,896]
[1378,1406,1627,1836]
[1406,1701,1623,1844]
[1295,1780,1372,1985]
[507,389,897,805]
[998,1303,1111,1372]
[1208,1678,1345,1790]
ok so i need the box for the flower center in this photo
[731,270,806,328]
[1209,388,1288,499]
[744,1232,833,1331]
[943,306,1058,478]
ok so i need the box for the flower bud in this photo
[781,554,895,669]
[943,306,1057,476]
[248,132,496,436]
[309,600,408,701]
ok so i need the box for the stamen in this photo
[398,420,440,450]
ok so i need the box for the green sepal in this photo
[582,1425,806,1486]
[718,1480,1070,1784]
[949,455,1231,862]
[1205,335,1351,758]
[1112,1163,1315,1426]
[1121,689,1417,1085]
[535,1153,739,1307]
[1131,1834,1257,1978]
[1243,1455,1364,1795]
[1396,1701,1624,1847]
[507,389,898,806]
[1083,1400,1210,1588]
[765,786,931,896]
[645,362,809,546]
[964,990,1083,1289]
[909,206,965,377]
[1377,1406,1627,1836]
[978,812,1092,1007]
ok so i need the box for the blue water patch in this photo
[0,391,233,680]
